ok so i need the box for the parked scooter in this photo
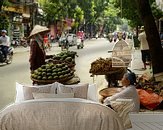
[77,38,84,49]
[0,45,14,64]
[11,39,19,48]
[20,37,28,48]
[11,37,28,48]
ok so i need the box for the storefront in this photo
[2,6,23,40]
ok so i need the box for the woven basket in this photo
[31,75,74,84]
[99,87,119,97]
[92,67,126,76]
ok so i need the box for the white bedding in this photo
[0,98,125,130]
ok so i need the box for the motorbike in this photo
[11,39,19,48]
[77,38,84,49]
[0,45,14,64]
[11,38,28,48]
[61,39,69,51]
[20,37,28,48]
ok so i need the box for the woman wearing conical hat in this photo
[29,25,51,73]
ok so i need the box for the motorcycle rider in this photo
[0,30,11,59]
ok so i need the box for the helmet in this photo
[1,30,7,33]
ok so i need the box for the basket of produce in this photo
[31,75,74,84]
[90,57,127,87]
[53,51,78,61]
[48,51,77,69]
[31,62,75,84]
[89,57,126,75]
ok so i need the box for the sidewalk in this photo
[126,38,152,76]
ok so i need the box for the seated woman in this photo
[104,72,140,112]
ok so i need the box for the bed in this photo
[0,82,125,130]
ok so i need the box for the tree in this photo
[103,3,122,33]
[0,0,4,11]
[135,0,163,78]
[0,0,10,31]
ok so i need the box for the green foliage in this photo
[0,0,11,11]
[111,0,163,28]
[39,0,84,25]
[151,2,163,19]
[38,0,131,32]
[0,14,9,31]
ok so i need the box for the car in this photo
[58,33,77,47]
[66,33,77,46]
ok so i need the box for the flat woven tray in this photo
[99,87,120,97]
[31,75,74,84]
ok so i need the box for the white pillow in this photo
[87,83,98,102]
[32,92,74,99]
[56,82,98,101]
[57,83,89,99]
[15,82,57,103]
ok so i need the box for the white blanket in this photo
[0,98,125,130]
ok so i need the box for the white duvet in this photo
[0,98,125,130]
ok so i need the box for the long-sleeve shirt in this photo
[105,85,140,112]
[138,32,149,50]
[0,35,10,46]
[29,40,46,71]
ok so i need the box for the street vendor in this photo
[29,25,52,73]
[104,71,140,112]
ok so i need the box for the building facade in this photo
[2,0,39,40]
[156,0,163,32]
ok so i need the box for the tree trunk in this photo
[135,0,163,77]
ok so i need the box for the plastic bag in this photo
[137,89,163,110]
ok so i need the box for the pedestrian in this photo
[0,30,11,59]
[113,32,118,42]
[43,34,51,51]
[103,71,140,112]
[138,26,151,70]
[108,31,113,42]
[29,25,52,74]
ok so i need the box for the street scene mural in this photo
[0,0,163,130]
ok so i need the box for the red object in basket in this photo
[137,89,163,110]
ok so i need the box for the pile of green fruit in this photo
[31,62,74,81]
[52,51,78,64]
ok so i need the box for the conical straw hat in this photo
[29,25,49,38]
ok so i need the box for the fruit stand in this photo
[31,51,80,85]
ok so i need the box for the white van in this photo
[67,33,77,46]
